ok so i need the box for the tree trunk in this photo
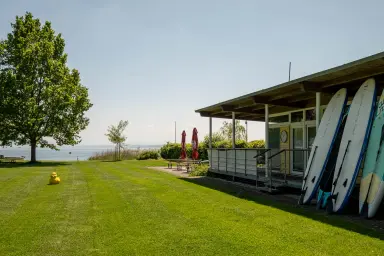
[118,143,121,161]
[31,140,37,163]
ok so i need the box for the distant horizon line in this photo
[1,144,164,148]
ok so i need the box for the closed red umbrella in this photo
[180,130,187,159]
[191,128,199,160]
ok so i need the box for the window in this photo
[291,111,303,122]
[306,109,316,121]
[269,115,289,124]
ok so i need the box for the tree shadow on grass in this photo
[178,176,384,241]
[0,161,71,169]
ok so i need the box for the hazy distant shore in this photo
[0,145,162,161]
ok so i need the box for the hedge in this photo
[136,150,159,160]
[160,139,265,160]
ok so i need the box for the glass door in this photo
[291,126,304,175]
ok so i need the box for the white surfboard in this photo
[299,88,347,205]
[329,78,376,213]
[359,88,384,218]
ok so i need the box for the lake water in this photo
[0,145,162,161]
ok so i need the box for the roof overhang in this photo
[195,51,384,121]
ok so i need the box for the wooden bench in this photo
[0,155,25,163]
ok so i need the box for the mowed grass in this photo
[0,160,383,255]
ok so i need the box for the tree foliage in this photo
[203,131,225,146]
[105,120,129,161]
[0,12,92,162]
[219,120,246,141]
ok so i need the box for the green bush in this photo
[159,139,265,161]
[189,164,209,177]
[160,143,182,159]
[136,150,159,160]
[248,140,265,148]
[216,140,231,148]
[160,142,194,159]
[235,140,248,148]
[198,143,208,161]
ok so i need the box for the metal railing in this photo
[209,148,266,177]
[267,149,310,188]
[208,148,310,192]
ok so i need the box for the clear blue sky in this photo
[1,0,383,145]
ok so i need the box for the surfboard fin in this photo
[311,176,316,183]
[322,192,331,208]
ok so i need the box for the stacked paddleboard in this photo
[316,104,350,209]
[359,88,384,218]
[327,78,377,213]
[299,88,347,205]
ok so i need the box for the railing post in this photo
[244,149,247,176]
[218,149,220,172]
[233,149,236,181]
[269,156,272,193]
[316,92,321,131]
[265,104,269,178]
[284,150,287,183]
[209,117,212,170]
[255,149,258,188]
[226,149,228,173]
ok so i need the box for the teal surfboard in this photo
[359,88,384,218]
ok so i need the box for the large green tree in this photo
[0,12,92,162]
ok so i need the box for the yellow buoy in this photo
[49,172,60,185]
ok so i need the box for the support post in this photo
[245,120,248,143]
[232,112,236,149]
[316,92,321,131]
[209,117,212,169]
[265,104,269,178]
[303,110,307,168]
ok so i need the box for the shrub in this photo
[160,142,201,160]
[248,140,265,148]
[235,140,248,148]
[198,143,208,161]
[159,139,264,161]
[216,140,231,148]
[160,143,182,159]
[189,164,209,177]
[136,150,159,160]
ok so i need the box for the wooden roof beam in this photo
[320,67,384,88]
[199,111,212,117]
[220,105,236,112]
[236,113,264,119]
[299,81,323,93]
[298,81,338,95]
[252,96,306,108]
[221,104,269,114]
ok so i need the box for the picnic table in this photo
[166,159,202,172]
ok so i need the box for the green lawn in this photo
[0,160,383,255]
